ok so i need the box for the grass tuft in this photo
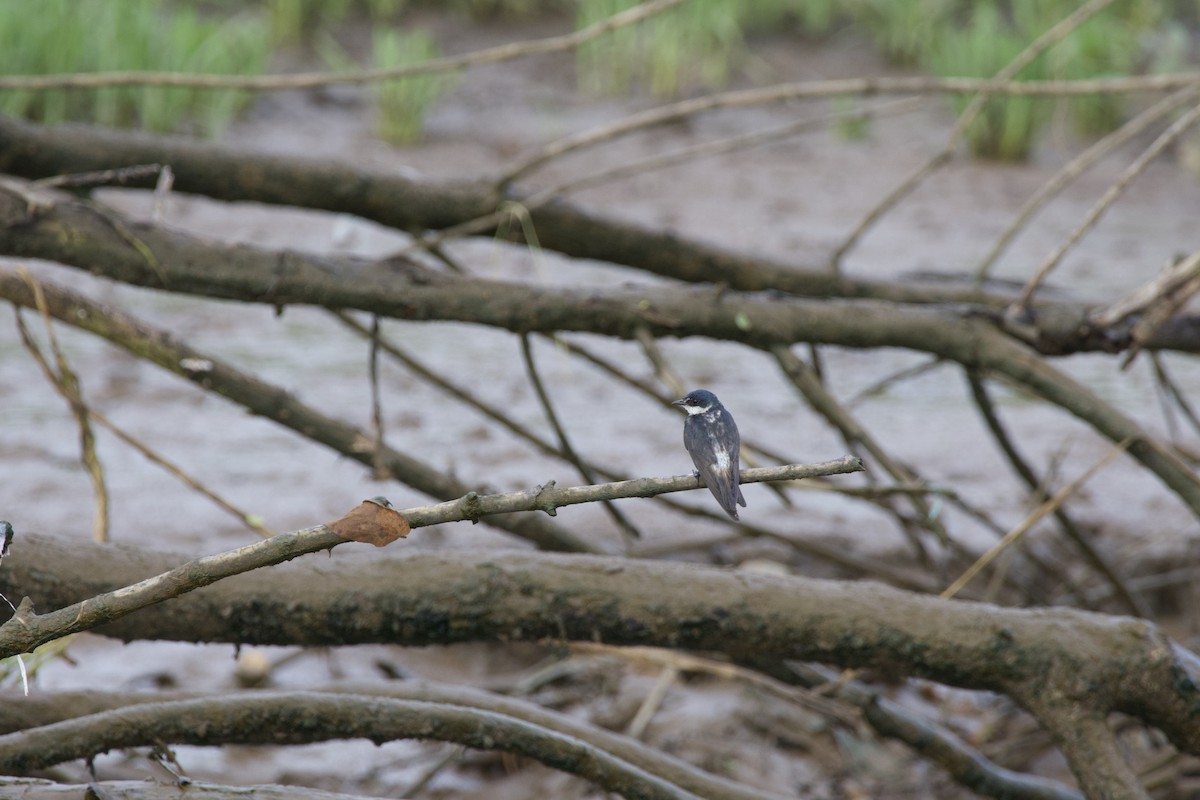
[926,3,1048,161]
[0,0,269,136]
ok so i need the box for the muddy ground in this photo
[2,11,1199,798]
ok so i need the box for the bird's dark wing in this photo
[684,410,744,519]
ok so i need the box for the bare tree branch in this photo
[0,683,790,800]
[13,270,110,543]
[0,692,707,799]
[0,271,934,588]
[6,114,1200,337]
[3,535,1198,774]
[831,0,1122,269]
[498,72,1200,187]
[0,458,860,659]
[521,333,642,542]
[1014,99,1200,310]
[975,87,1200,280]
[964,369,1146,616]
[0,778,376,800]
[0,0,687,92]
[772,344,946,562]
[0,266,598,555]
[2,211,1197,525]
[1029,706,1149,800]
[751,661,1084,800]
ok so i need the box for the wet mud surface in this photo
[2,16,1199,798]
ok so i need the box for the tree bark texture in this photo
[0,683,791,800]
[3,532,1198,777]
[0,778,376,800]
[1,114,1198,353]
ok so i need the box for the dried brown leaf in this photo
[327,498,409,547]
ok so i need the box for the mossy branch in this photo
[2,534,1198,798]
[0,693,706,799]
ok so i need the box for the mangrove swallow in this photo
[673,389,746,520]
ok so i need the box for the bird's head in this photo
[673,389,719,416]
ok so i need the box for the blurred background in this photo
[3,1,1200,796]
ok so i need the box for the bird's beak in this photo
[671,398,685,406]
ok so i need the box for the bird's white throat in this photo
[683,404,712,416]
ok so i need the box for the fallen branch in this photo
[0,679,1083,800]
[0,693,702,799]
[0,270,939,586]
[335,312,922,584]
[0,264,597,555]
[2,218,1197,525]
[5,114,1200,341]
[749,661,1084,800]
[0,778,372,800]
[830,0,1122,269]
[0,459,860,659]
[0,683,789,800]
[2,535,1198,797]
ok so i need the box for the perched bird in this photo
[673,389,746,520]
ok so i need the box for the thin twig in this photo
[1149,352,1200,441]
[497,72,1200,189]
[398,746,462,799]
[626,665,679,740]
[335,312,633,485]
[964,369,1144,616]
[333,311,563,456]
[0,0,687,92]
[1014,99,1200,310]
[1088,249,1200,370]
[520,334,643,542]
[1092,249,1200,330]
[940,437,1133,600]
[845,356,946,408]
[30,163,165,190]
[572,642,861,731]
[0,458,864,658]
[13,269,109,543]
[15,307,272,540]
[831,0,1122,271]
[975,87,1200,280]
[772,344,947,557]
[368,315,389,480]
[86,407,275,539]
[634,325,686,399]
[514,97,927,200]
